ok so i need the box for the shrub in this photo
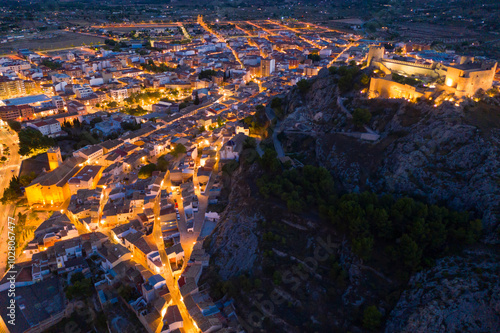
[352,108,372,126]
[270,97,282,109]
[296,79,311,93]
[362,305,382,330]
[222,160,239,175]
[361,74,370,86]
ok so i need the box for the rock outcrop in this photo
[385,249,500,333]
[204,166,261,280]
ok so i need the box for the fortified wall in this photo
[369,77,429,101]
[367,45,497,100]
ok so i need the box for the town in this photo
[0,10,499,333]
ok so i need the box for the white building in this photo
[319,48,332,57]
[52,96,65,109]
[74,84,94,99]
[73,145,104,164]
[110,88,129,101]
[27,118,62,137]
[235,124,250,136]
[0,61,31,73]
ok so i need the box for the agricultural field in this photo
[0,30,105,54]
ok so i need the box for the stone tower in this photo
[367,45,385,66]
[47,147,62,171]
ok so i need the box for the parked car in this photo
[187,220,194,233]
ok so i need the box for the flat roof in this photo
[2,94,51,106]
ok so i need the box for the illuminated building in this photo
[47,147,62,171]
[367,45,497,100]
[25,156,85,206]
[0,76,25,99]
[260,58,275,77]
[0,104,33,122]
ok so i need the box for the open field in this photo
[0,31,105,54]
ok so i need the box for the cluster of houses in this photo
[1,199,233,333]
[24,96,254,210]
[0,17,360,128]
[3,76,253,332]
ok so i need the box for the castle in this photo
[367,45,497,102]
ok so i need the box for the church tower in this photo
[47,147,62,171]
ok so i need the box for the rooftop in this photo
[0,277,65,333]
[2,94,51,106]
[29,156,86,188]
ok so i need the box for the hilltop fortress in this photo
[367,45,497,102]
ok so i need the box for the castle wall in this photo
[367,45,497,100]
[454,65,496,97]
[369,77,424,101]
[381,59,439,77]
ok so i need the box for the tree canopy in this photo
[170,143,186,157]
[257,164,334,213]
[7,120,21,132]
[156,155,169,172]
[138,163,156,179]
[18,128,56,156]
[257,160,482,272]
[296,79,311,93]
[123,105,148,116]
[124,91,162,105]
[362,305,382,330]
[141,59,176,73]
[307,53,321,62]
[198,69,218,80]
[65,277,92,300]
[41,59,62,70]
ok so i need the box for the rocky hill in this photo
[280,69,500,240]
[202,69,500,332]
[385,249,500,332]
[203,160,499,332]
[204,164,407,332]
[204,165,261,280]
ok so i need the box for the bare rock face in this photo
[373,106,500,238]
[385,249,500,333]
[205,166,261,280]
